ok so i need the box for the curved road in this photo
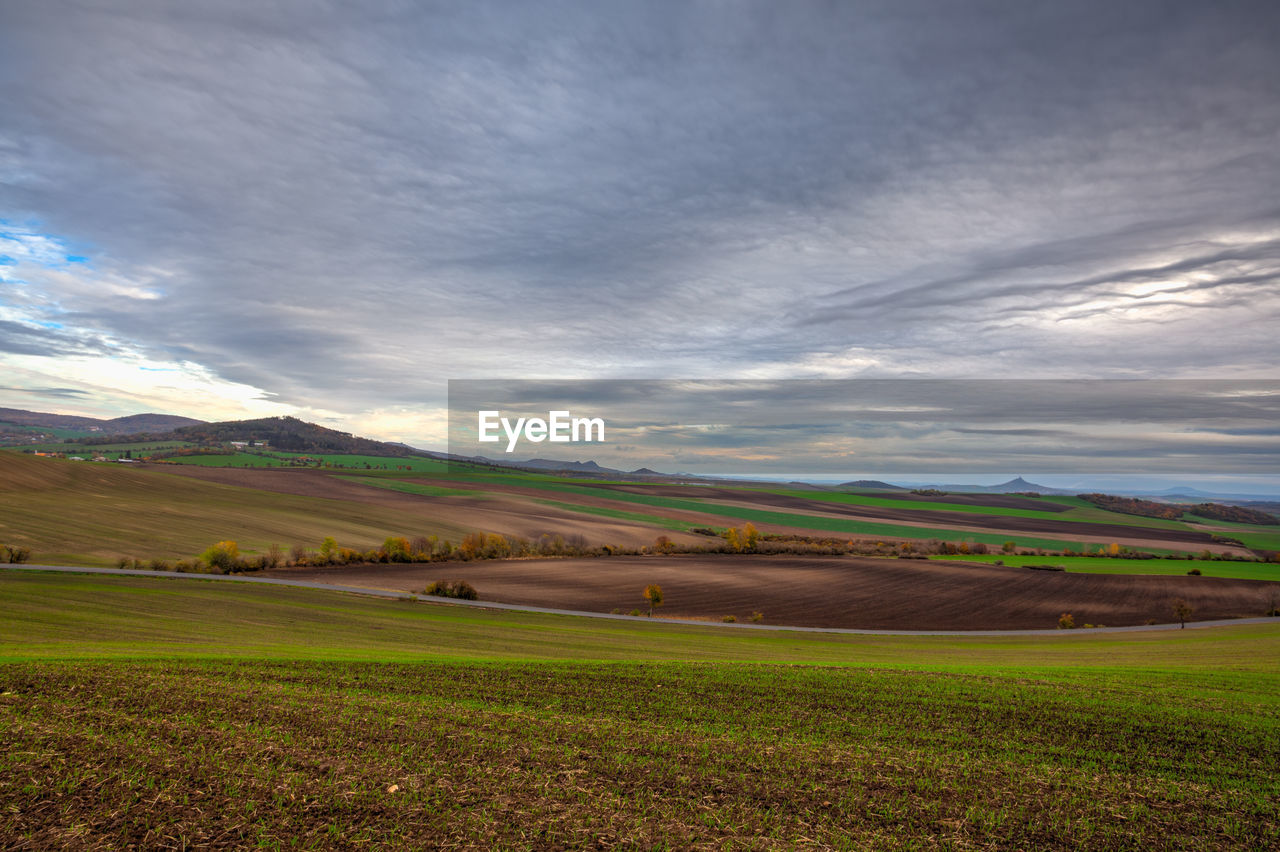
[6,564,1278,637]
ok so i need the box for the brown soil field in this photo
[152,466,705,548]
[843,491,1073,511]
[578,482,1224,545]
[155,466,1249,555]
[264,554,1277,630]
[405,477,1243,554]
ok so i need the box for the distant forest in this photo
[1080,493,1278,526]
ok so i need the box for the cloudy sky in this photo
[446,379,1280,489]
[2,0,1279,451]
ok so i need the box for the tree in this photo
[200,540,239,573]
[742,523,760,551]
[320,536,339,563]
[1057,612,1075,630]
[643,583,663,617]
[1172,598,1193,629]
[383,536,411,563]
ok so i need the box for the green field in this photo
[769,489,1197,531]
[1183,514,1280,552]
[935,553,1280,581]
[2,570,1278,848]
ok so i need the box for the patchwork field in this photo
[265,554,1280,630]
[2,570,1278,849]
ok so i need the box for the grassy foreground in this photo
[2,570,1278,849]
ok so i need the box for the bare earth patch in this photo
[265,554,1276,630]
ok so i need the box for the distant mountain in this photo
[0,407,203,435]
[516,458,621,473]
[838,479,908,491]
[932,477,1074,495]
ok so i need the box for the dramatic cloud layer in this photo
[2,1,1278,447]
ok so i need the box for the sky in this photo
[2,1,1279,463]
[444,379,1280,492]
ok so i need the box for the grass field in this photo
[935,554,1280,582]
[1183,514,1280,552]
[0,453,473,566]
[770,489,1198,531]
[2,570,1278,848]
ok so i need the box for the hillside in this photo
[88,415,421,457]
[0,407,202,436]
[0,451,475,565]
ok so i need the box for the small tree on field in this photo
[1057,612,1076,630]
[643,583,663,617]
[320,536,339,563]
[201,540,239,573]
[742,523,760,551]
[1172,598,1193,629]
[724,527,742,552]
[1002,541,1016,554]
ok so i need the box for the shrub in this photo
[174,560,193,573]
[383,536,411,563]
[722,614,737,623]
[1058,613,1076,629]
[115,557,130,570]
[147,559,171,572]
[1002,540,1016,553]
[750,611,764,623]
[320,536,339,563]
[483,533,511,559]
[2,545,32,564]
[200,540,239,573]
[653,535,675,554]
[265,543,283,570]
[629,609,642,617]
[459,532,486,560]
[1187,568,1202,576]
[422,580,478,600]
[289,543,307,565]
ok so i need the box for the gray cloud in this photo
[1,0,1278,430]
[446,379,1280,476]
[0,385,89,398]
